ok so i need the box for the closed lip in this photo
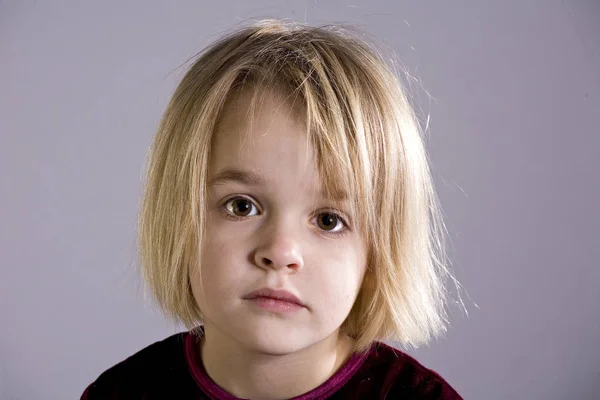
[243,288,306,307]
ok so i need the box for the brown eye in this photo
[224,198,258,217]
[317,213,340,231]
[233,199,251,216]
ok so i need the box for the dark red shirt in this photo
[82,330,461,399]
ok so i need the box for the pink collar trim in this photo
[184,330,369,400]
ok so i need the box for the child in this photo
[82,19,462,399]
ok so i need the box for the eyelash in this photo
[219,195,351,237]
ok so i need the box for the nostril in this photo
[262,258,272,265]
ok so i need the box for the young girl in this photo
[82,19,462,399]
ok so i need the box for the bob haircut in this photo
[139,19,452,353]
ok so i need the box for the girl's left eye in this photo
[315,212,347,234]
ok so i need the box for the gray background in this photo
[1,1,599,399]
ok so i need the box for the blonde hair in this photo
[139,19,452,353]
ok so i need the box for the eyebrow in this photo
[207,168,266,187]
[207,168,349,202]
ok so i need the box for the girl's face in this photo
[191,89,367,355]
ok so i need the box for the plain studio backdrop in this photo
[1,1,599,399]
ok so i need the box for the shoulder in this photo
[81,332,195,399]
[366,342,463,399]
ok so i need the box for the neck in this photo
[199,324,354,400]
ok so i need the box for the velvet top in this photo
[82,330,462,399]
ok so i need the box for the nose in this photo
[253,228,304,272]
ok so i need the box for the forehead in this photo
[209,88,322,195]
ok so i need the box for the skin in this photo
[190,88,367,399]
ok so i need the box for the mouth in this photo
[243,287,306,312]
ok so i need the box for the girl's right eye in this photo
[222,197,259,218]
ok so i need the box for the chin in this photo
[235,322,319,356]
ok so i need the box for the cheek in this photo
[191,229,246,308]
[198,240,240,289]
[307,245,366,307]
[202,216,246,275]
